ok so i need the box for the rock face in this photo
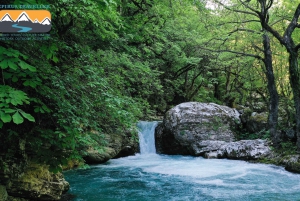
[5,162,69,201]
[156,102,240,155]
[201,139,271,160]
[83,131,139,164]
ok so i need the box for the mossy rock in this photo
[245,112,268,134]
[6,162,69,200]
[283,155,300,173]
[249,112,268,122]
[0,185,8,201]
[82,130,139,164]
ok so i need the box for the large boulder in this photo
[155,102,240,155]
[6,162,69,201]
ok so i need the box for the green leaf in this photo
[27,65,37,72]
[0,112,11,123]
[19,61,27,70]
[23,80,30,86]
[53,56,59,63]
[42,105,51,112]
[3,73,12,79]
[12,76,18,82]
[12,112,24,124]
[23,80,38,88]
[0,121,3,128]
[19,61,36,72]
[20,111,35,122]
[0,59,8,69]
[8,60,18,70]
[3,108,16,113]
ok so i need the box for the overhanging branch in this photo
[238,0,259,14]
[212,0,258,17]
[228,28,261,35]
[217,20,260,26]
[200,46,263,60]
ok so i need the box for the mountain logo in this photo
[0,10,51,33]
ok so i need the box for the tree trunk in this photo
[262,32,280,146]
[288,52,300,150]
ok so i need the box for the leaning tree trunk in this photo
[288,52,300,150]
[262,32,279,146]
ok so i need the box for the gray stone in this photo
[156,102,240,155]
[191,140,227,156]
[224,139,271,160]
[198,139,271,160]
[282,155,300,173]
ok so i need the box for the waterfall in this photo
[137,121,158,154]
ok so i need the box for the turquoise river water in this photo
[63,122,300,201]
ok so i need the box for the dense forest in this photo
[0,0,300,172]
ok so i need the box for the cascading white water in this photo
[137,121,158,154]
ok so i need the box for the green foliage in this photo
[1,0,299,171]
[0,46,38,128]
[237,129,271,141]
[279,141,297,155]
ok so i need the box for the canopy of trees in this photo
[0,0,299,170]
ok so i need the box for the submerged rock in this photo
[156,102,240,155]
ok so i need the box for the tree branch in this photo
[217,20,260,26]
[270,17,290,26]
[238,0,259,14]
[261,23,284,45]
[200,46,263,60]
[228,28,261,35]
[212,0,258,17]
[251,43,264,52]
[284,4,300,39]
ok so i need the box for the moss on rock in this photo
[6,162,69,200]
[0,185,8,201]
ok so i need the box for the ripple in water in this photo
[63,154,300,201]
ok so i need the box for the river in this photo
[63,121,300,201]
